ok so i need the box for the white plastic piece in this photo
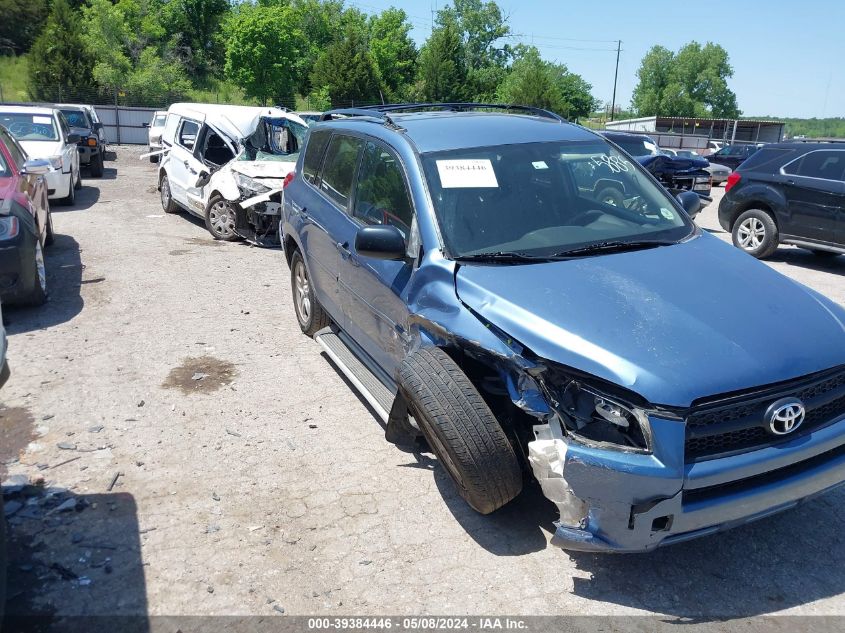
[528,428,587,527]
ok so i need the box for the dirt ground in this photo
[3,146,845,622]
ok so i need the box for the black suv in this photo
[708,143,762,170]
[718,143,845,258]
[58,105,105,177]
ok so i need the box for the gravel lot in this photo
[3,146,845,621]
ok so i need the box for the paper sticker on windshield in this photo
[436,159,498,188]
[660,208,675,220]
[532,161,548,170]
[33,116,52,125]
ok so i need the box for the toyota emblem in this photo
[766,398,806,435]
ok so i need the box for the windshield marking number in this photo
[590,155,631,174]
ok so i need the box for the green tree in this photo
[310,23,381,105]
[224,3,306,105]
[289,0,345,95]
[632,41,740,118]
[496,46,597,119]
[28,0,94,101]
[162,0,230,79]
[414,19,468,102]
[436,0,512,99]
[0,0,49,55]
[368,8,417,100]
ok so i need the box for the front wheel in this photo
[60,173,75,206]
[44,208,55,246]
[290,250,330,337]
[732,209,779,259]
[24,240,47,306]
[400,347,523,515]
[90,152,104,177]
[205,196,241,242]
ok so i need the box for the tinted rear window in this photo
[319,135,363,209]
[783,150,845,181]
[737,148,794,172]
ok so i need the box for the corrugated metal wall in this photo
[94,106,159,145]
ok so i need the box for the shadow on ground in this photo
[4,234,83,335]
[768,248,845,274]
[3,483,148,633]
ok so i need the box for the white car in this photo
[157,103,307,246]
[0,106,81,205]
[146,110,167,163]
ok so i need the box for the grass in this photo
[0,54,31,102]
[186,79,258,106]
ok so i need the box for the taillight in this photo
[725,172,741,192]
[283,171,295,188]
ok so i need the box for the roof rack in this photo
[319,102,566,125]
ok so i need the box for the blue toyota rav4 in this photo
[280,103,845,553]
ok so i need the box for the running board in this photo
[315,328,395,423]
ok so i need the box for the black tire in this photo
[24,240,48,306]
[90,152,104,177]
[290,249,330,337]
[809,249,841,259]
[73,165,82,190]
[732,208,779,259]
[60,174,75,206]
[595,186,624,208]
[400,347,523,515]
[204,196,242,242]
[44,208,55,246]
[159,172,179,214]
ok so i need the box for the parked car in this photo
[0,125,53,305]
[57,104,105,177]
[700,140,724,157]
[0,300,7,616]
[280,103,845,553]
[708,143,762,170]
[157,103,307,246]
[58,104,107,149]
[600,130,711,214]
[146,110,167,163]
[662,148,732,185]
[0,106,81,206]
[718,143,845,259]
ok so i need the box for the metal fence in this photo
[94,105,159,145]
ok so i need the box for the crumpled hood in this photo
[18,140,63,160]
[455,232,845,407]
[637,154,710,175]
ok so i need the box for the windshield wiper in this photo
[455,251,548,264]
[551,240,676,258]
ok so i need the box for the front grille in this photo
[685,367,845,461]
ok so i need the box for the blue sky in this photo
[348,0,844,119]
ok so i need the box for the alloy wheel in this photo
[737,217,765,250]
[293,260,311,324]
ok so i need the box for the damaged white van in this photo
[154,103,307,246]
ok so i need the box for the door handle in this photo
[336,241,350,253]
[183,160,190,168]
[786,179,795,185]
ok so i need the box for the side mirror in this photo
[67,133,81,144]
[195,170,211,188]
[142,122,150,128]
[22,158,51,175]
[676,190,702,217]
[355,225,406,260]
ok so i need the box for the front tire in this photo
[290,250,330,337]
[90,152,104,177]
[60,173,75,206]
[205,196,241,242]
[73,165,82,190]
[732,209,779,259]
[159,173,179,213]
[44,208,55,246]
[400,347,523,515]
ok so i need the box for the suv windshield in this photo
[421,140,693,259]
[0,112,59,141]
[61,109,89,128]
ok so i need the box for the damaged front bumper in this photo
[530,413,845,553]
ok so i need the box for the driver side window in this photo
[352,142,414,239]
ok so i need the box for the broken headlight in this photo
[235,172,272,196]
[556,381,650,451]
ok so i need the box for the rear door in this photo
[337,140,416,374]
[167,117,203,208]
[781,149,845,243]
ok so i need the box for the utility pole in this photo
[610,40,621,122]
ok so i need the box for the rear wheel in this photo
[159,173,179,213]
[732,209,779,259]
[290,250,330,337]
[400,347,523,515]
[73,165,82,190]
[24,241,47,306]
